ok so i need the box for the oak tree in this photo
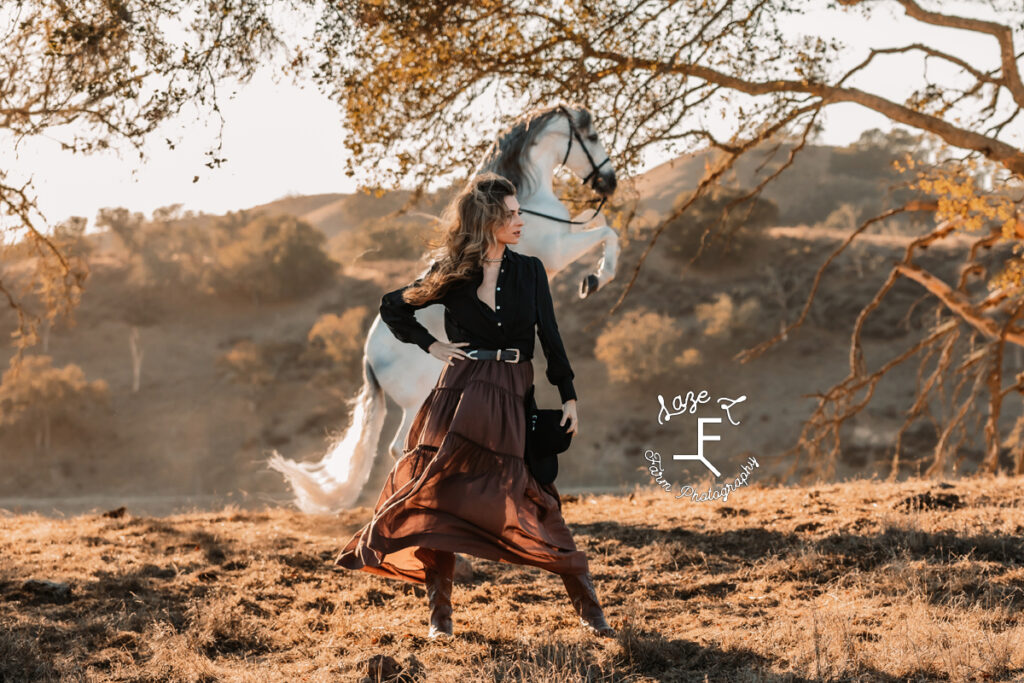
[308,0,1024,477]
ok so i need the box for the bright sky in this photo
[3,1,1019,231]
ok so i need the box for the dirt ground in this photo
[2,474,1022,681]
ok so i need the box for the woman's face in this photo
[493,194,524,246]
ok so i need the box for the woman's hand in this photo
[560,399,579,436]
[428,340,474,366]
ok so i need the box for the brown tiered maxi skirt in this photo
[335,357,590,584]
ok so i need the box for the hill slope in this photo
[0,136,1012,508]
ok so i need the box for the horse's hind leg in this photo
[387,407,417,461]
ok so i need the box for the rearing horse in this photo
[268,102,620,513]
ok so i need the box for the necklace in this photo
[484,246,506,263]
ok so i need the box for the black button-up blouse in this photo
[379,247,577,403]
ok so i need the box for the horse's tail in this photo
[268,355,387,513]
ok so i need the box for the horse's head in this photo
[555,104,617,197]
[476,103,622,300]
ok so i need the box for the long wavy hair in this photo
[402,172,517,306]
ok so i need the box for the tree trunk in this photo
[43,411,51,456]
[130,325,144,393]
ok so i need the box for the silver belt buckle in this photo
[466,349,478,360]
[503,348,520,363]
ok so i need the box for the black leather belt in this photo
[465,347,523,362]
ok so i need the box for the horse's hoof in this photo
[579,274,599,299]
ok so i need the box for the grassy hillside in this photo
[2,475,1022,681]
[1,135,1015,510]
[633,136,925,229]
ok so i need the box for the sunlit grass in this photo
[2,474,1022,681]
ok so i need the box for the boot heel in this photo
[560,572,616,638]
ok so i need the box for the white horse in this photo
[268,103,621,513]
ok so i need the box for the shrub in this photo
[53,216,94,261]
[819,202,860,233]
[95,208,339,303]
[0,356,111,453]
[307,307,370,366]
[216,339,312,387]
[216,340,274,386]
[337,215,436,262]
[211,214,339,302]
[695,293,761,340]
[595,308,697,383]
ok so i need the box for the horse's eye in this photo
[588,134,598,142]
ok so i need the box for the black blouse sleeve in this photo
[533,256,577,403]
[379,262,443,354]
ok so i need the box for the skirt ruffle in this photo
[335,357,589,584]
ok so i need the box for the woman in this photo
[335,173,616,640]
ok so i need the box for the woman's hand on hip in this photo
[561,399,579,436]
[428,340,474,366]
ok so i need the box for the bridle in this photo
[518,105,612,226]
[558,104,611,186]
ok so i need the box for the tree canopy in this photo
[309,0,1024,478]
[1,0,331,347]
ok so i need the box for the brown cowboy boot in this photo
[560,571,616,638]
[424,551,455,639]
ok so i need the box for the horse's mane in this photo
[478,102,591,197]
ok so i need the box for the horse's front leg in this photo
[568,211,619,298]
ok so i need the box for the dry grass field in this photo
[2,474,1023,682]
